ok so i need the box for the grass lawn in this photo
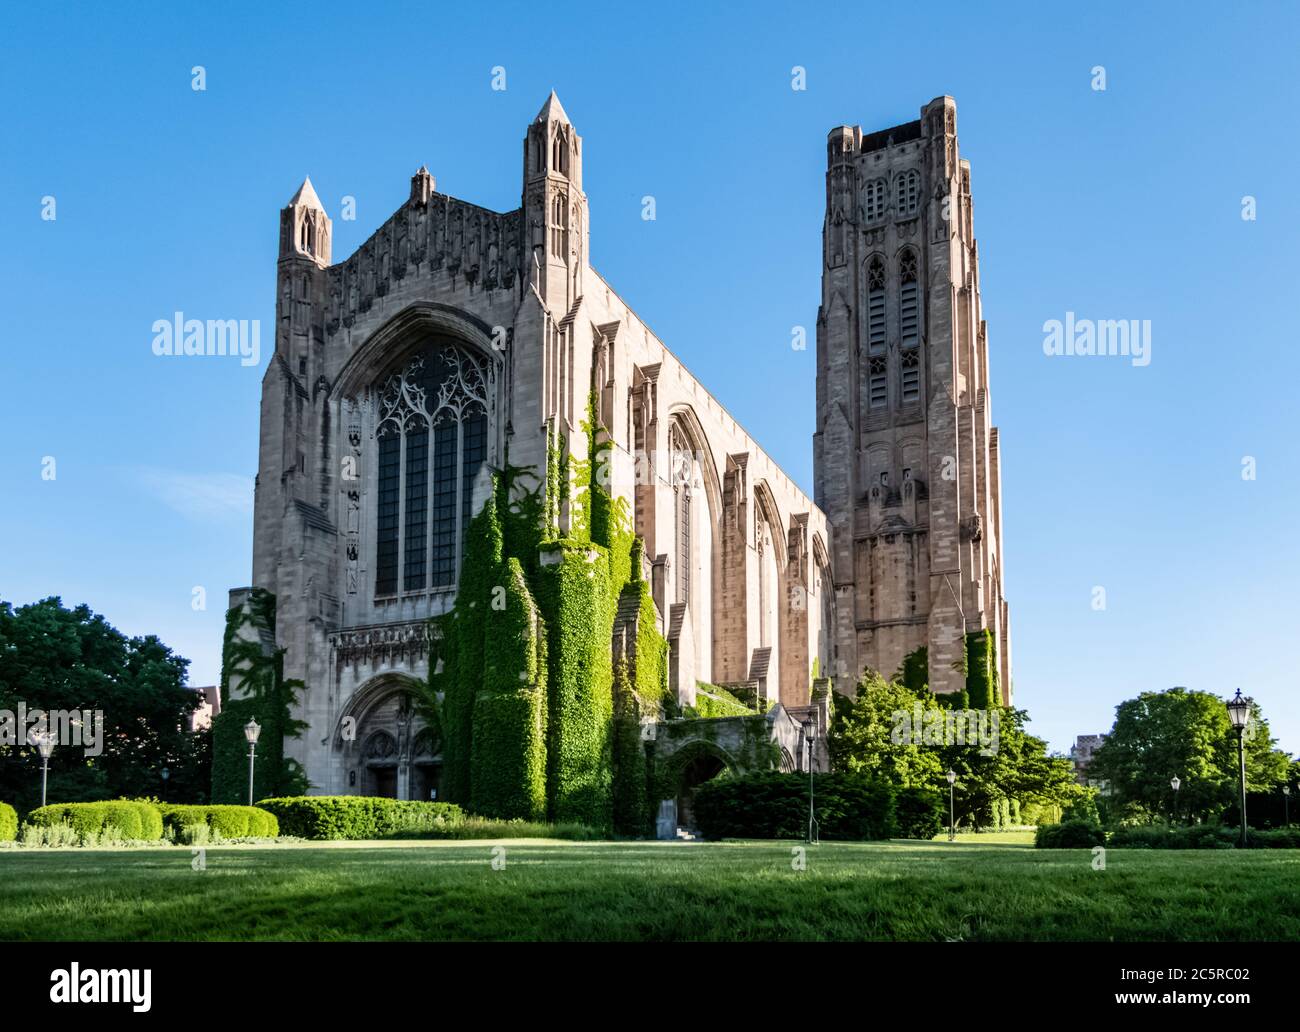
[2,838,1298,941]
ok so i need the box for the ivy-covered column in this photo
[539,541,614,827]
[470,558,548,819]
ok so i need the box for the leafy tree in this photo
[934,706,1079,830]
[829,667,1079,829]
[828,669,942,789]
[0,597,205,813]
[1090,687,1289,824]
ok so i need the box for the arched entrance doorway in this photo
[665,741,737,832]
[334,674,441,800]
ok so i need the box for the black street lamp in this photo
[946,769,957,842]
[802,720,818,845]
[28,728,56,808]
[1284,785,1291,829]
[1225,689,1251,847]
[244,719,261,807]
[1170,775,1181,826]
[160,767,170,802]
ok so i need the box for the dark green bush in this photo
[693,771,896,841]
[257,796,463,840]
[1245,827,1300,848]
[1107,824,1239,849]
[895,787,945,839]
[1106,826,1177,849]
[1035,820,1105,848]
[0,802,17,842]
[26,801,163,841]
[160,804,278,839]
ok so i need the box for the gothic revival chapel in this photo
[223,93,1010,815]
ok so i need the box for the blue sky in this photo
[1,1,1296,756]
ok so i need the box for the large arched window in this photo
[373,342,491,596]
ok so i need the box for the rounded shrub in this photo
[25,801,163,842]
[0,802,17,842]
[159,804,278,840]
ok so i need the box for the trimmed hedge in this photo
[257,796,464,840]
[1246,827,1300,848]
[693,771,896,840]
[160,804,278,839]
[26,801,164,841]
[1108,825,1244,850]
[0,802,17,842]
[895,787,945,839]
[1034,820,1105,848]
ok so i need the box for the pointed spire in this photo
[534,89,570,125]
[287,176,323,210]
[410,165,435,205]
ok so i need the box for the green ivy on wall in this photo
[428,392,668,833]
[964,629,999,710]
[211,589,308,804]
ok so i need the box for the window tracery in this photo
[372,343,494,596]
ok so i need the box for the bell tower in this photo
[814,97,1012,703]
[522,91,586,312]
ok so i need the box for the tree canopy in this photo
[1089,687,1291,824]
[828,665,1080,829]
[0,597,209,813]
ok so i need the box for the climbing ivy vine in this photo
[428,392,668,833]
[211,589,308,804]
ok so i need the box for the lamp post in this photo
[802,720,817,845]
[1225,689,1251,847]
[244,719,261,807]
[946,769,957,842]
[28,728,56,808]
[1284,785,1291,829]
[160,767,170,803]
[1170,775,1181,826]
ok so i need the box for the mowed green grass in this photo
[2,838,1298,941]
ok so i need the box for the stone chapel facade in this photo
[233,93,1010,800]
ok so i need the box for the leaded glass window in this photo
[372,342,493,597]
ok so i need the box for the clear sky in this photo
[2,1,1296,757]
